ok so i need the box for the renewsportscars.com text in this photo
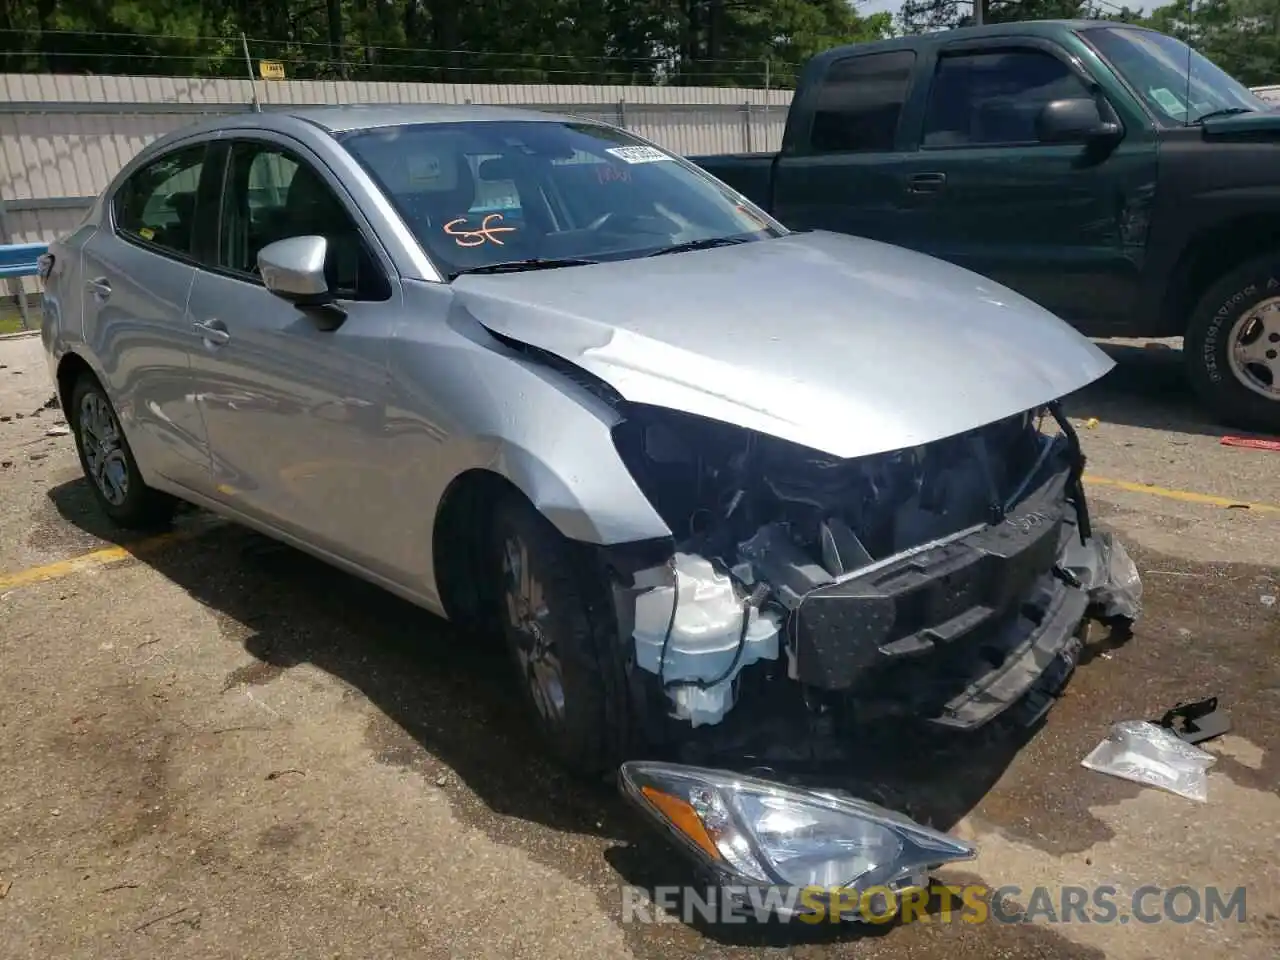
[620,883,1249,926]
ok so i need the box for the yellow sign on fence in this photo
[259,60,286,81]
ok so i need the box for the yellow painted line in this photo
[0,524,212,592]
[1084,475,1280,515]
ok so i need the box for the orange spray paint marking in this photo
[444,213,518,247]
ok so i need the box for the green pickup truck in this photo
[692,20,1280,430]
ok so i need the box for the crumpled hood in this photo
[454,230,1114,459]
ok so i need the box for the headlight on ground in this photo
[619,761,976,912]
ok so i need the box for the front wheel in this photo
[69,373,176,530]
[486,493,633,777]
[1184,255,1280,432]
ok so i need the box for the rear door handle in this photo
[86,277,111,299]
[192,320,230,346]
[907,172,947,194]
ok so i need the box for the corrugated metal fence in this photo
[0,73,793,296]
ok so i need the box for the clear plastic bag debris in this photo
[1081,720,1216,802]
[1061,529,1143,621]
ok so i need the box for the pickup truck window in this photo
[1082,26,1268,124]
[922,49,1090,147]
[810,51,916,154]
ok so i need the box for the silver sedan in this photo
[39,104,1132,779]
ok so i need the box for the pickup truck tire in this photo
[1185,255,1280,432]
[487,492,633,778]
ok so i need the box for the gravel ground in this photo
[1,332,1277,960]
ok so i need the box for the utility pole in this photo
[973,0,986,25]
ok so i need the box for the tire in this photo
[69,373,176,530]
[1184,254,1280,432]
[486,492,632,777]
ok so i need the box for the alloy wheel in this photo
[79,391,129,506]
[501,534,567,726]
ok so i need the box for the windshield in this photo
[339,120,784,278]
[1084,26,1269,124]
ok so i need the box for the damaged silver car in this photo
[42,106,1139,853]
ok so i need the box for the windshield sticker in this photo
[605,146,672,165]
[404,152,459,191]
[408,155,442,184]
[595,164,632,184]
[444,213,517,247]
[1149,87,1188,117]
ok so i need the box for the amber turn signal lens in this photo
[640,785,722,862]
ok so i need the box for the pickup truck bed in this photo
[690,152,775,209]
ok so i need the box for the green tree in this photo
[1142,0,1280,85]
[0,0,894,86]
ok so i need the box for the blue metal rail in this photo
[0,241,49,279]
[0,242,47,331]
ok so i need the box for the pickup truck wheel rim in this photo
[501,535,567,726]
[1227,299,1280,401]
[79,392,129,506]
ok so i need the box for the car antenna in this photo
[241,32,262,114]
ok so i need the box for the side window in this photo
[809,51,917,154]
[113,144,206,257]
[922,49,1091,147]
[218,142,390,301]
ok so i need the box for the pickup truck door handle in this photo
[86,277,111,299]
[192,319,231,346]
[907,172,947,194]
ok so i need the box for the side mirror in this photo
[1036,98,1121,145]
[258,236,331,306]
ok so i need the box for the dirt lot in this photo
[1,333,1277,960]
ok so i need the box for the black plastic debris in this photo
[1153,696,1231,745]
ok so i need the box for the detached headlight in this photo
[620,761,975,916]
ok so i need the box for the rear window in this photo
[808,50,917,154]
[113,144,207,257]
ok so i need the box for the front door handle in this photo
[192,320,230,346]
[86,277,111,299]
[907,172,947,194]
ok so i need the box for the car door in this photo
[892,38,1158,329]
[185,134,404,573]
[769,48,921,246]
[79,141,218,494]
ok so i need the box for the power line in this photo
[0,28,781,68]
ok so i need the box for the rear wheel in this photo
[486,493,632,777]
[1184,254,1280,432]
[69,374,176,530]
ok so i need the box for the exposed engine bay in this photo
[611,401,1142,737]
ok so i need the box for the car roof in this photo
[198,102,584,136]
[284,102,584,133]
[808,18,1154,63]
[128,102,596,169]
[110,102,615,196]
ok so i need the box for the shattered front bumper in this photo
[788,460,1104,731]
